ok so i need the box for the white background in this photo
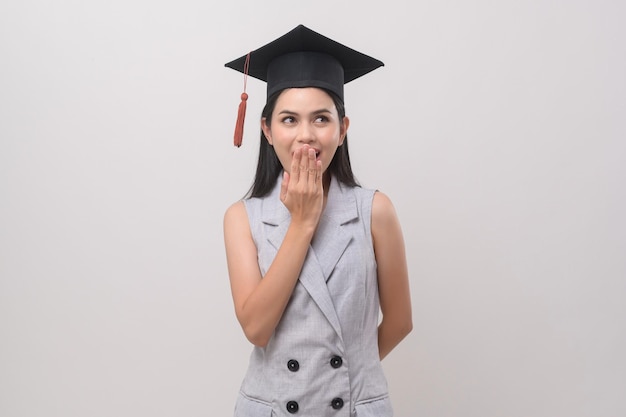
[1,1,625,416]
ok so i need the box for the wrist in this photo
[286,219,317,239]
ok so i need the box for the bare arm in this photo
[372,191,413,360]
[224,146,323,347]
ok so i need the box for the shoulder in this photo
[371,191,403,244]
[224,199,245,217]
[224,200,248,230]
[372,191,399,225]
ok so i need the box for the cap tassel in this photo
[233,93,248,147]
[233,53,251,147]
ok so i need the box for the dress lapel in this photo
[261,175,358,341]
[312,177,358,280]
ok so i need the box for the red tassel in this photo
[233,92,248,147]
[233,52,251,148]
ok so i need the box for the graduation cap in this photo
[225,24,384,147]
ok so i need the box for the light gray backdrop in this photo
[1,1,624,416]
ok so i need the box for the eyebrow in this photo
[277,108,334,116]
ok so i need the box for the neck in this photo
[323,172,332,195]
[322,173,332,211]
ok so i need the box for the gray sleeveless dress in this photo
[235,175,393,417]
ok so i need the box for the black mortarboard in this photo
[225,24,384,147]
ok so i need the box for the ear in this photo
[339,116,350,146]
[261,117,272,145]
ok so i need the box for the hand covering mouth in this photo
[293,147,321,159]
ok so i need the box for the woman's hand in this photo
[280,144,324,230]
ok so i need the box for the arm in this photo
[372,191,413,360]
[223,146,323,347]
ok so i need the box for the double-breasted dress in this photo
[234,175,393,417]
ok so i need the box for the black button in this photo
[330,356,343,368]
[286,400,299,414]
[331,397,344,410]
[287,359,300,372]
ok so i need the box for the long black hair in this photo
[247,88,359,198]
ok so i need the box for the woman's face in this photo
[262,87,349,176]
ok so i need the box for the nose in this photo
[296,122,315,144]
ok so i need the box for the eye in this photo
[281,116,295,124]
[314,115,329,123]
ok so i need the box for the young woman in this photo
[223,25,412,417]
